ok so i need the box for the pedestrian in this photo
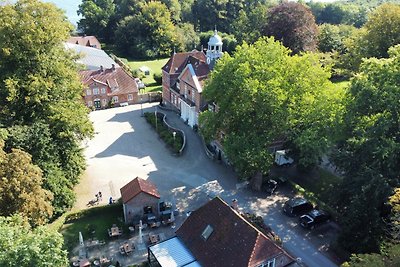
[98,191,102,201]
[109,196,113,205]
[95,194,99,202]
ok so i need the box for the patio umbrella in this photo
[170,210,175,222]
[79,232,84,247]
[138,220,143,244]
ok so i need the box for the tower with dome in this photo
[206,29,223,69]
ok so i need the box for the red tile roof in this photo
[67,36,101,49]
[162,50,206,74]
[120,177,160,203]
[176,197,295,267]
[79,67,138,96]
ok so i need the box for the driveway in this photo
[76,103,339,267]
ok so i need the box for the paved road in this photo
[77,103,339,267]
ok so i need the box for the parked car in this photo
[262,179,278,195]
[299,209,331,229]
[283,197,313,216]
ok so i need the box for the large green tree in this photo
[77,0,117,42]
[0,140,53,227]
[115,1,178,58]
[334,45,400,253]
[263,2,319,53]
[0,0,93,215]
[200,37,342,177]
[0,215,68,267]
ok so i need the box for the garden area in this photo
[128,58,169,93]
[144,112,184,155]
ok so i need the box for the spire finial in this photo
[173,46,176,55]
[214,25,217,35]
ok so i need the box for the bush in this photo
[153,73,162,85]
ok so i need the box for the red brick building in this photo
[80,65,139,109]
[120,177,160,224]
[161,31,223,128]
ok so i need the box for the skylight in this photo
[201,225,213,240]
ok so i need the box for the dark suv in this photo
[283,197,313,216]
[299,209,330,229]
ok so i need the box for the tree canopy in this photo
[0,215,68,267]
[200,37,342,177]
[263,2,319,53]
[0,0,93,217]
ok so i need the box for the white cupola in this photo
[206,29,223,68]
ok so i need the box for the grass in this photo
[127,58,169,93]
[60,203,128,253]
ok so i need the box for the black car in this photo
[299,209,330,229]
[283,197,313,216]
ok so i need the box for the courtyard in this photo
[72,103,340,267]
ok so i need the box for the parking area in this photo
[75,103,340,267]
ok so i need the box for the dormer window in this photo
[201,225,213,240]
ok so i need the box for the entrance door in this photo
[94,99,101,109]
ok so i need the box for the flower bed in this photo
[144,112,184,154]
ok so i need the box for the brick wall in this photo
[124,192,159,224]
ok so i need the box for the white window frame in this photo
[128,94,133,101]
[112,96,119,103]
[86,89,91,96]
[87,101,92,107]
[191,90,195,102]
[102,99,107,106]
[101,87,106,94]
[93,88,99,95]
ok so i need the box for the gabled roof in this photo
[79,67,138,95]
[162,50,206,74]
[65,43,118,70]
[120,177,160,203]
[67,36,101,49]
[176,197,295,267]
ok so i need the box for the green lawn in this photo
[127,58,169,93]
[60,203,128,253]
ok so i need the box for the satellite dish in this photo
[207,57,211,65]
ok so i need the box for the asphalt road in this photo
[77,103,339,267]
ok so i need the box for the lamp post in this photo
[173,131,176,147]
[155,106,158,132]
[140,95,143,117]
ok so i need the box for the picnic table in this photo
[109,226,122,237]
[123,242,133,254]
[150,234,158,244]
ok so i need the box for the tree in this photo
[200,37,341,177]
[0,215,68,266]
[0,140,53,227]
[115,1,178,58]
[342,243,400,267]
[77,0,116,42]
[0,0,93,216]
[333,45,400,253]
[362,3,400,58]
[318,24,356,54]
[176,23,200,52]
[263,2,319,53]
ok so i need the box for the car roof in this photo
[309,209,327,217]
[287,197,309,206]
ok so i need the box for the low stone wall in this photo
[156,111,186,156]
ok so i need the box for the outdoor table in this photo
[93,260,100,266]
[110,226,120,237]
[123,243,133,254]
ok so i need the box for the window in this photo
[128,94,133,101]
[102,99,107,106]
[86,89,91,96]
[93,88,99,95]
[87,101,92,107]
[201,225,213,240]
[112,96,119,103]
[191,90,195,102]
[101,87,106,94]
[258,259,276,267]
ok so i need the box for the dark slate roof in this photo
[120,177,160,203]
[67,36,101,49]
[162,50,207,74]
[79,67,138,96]
[176,197,295,267]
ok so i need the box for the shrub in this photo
[153,73,162,85]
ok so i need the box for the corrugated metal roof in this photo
[149,237,200,267]
[65,43,119,70]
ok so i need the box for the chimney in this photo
[111,64,115,72]
[100,65,104,72]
